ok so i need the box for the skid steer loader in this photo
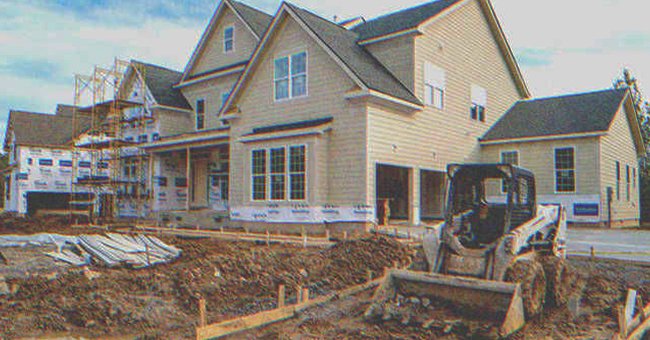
[366,164,569,336]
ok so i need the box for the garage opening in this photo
[421,170,447,221]
[376,164,409,223]
[26,192,93,216]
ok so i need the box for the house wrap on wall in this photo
[4,0,644,229]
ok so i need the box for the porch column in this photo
[409,167,421,226]
[186,147,191,212]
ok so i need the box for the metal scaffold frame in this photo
[69,58,151,225]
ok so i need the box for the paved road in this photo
[567,228,650,263]
[377,225,650,263]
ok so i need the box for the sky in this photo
[1,0,650,140]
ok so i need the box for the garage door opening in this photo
[376,164,409,224]
[26,192,93,216]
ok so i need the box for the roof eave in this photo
[479,131,607,146]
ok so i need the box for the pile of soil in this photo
[246,257,650,340]
[0,235,412,339]
[0,214,80,235]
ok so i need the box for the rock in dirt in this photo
[0,276,9,295]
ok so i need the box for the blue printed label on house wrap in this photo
[573,203,599,216]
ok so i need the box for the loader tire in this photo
[540,256,572,307]
[505,260,546,318]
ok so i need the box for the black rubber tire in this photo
[505,260,547,318]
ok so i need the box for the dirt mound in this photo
[0,213,79,235]
[0,236,413,339]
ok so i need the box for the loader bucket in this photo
[365,269,525,337]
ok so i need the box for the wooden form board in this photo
[195,278,383,340]
[132,225,335,247]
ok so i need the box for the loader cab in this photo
[446,164,536,249]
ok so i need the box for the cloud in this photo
[2,0,650,143]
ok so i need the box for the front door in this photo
[191,159,208,208]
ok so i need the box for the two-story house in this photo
[123,0,645,229]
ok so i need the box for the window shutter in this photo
[424,62,445,89]
[471,85,487,106]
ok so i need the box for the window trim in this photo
[249,144,308,202]
[195,98,206,130]
[500,149,519,194]
[553,146,577,194]
[616,161,621,201]
[273,51,308,102]
[626,164,630,201]
[470,84,487,122]
[223,25,235,53]
[288,145,307,202]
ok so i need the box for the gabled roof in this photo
[481,89,629,142]
[287,4,421,105]
[352,0,462,41]
[230,0,273,37]
[179,0,273,83]
[4,110,92,150]
[131,61,191,110]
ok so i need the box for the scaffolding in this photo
[69,58,150,224]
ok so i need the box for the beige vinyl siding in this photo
[180,73,239,130]
[228,16,368,207]
[364,35,416,92]
[189,7,258,77]
[155,108,194,137]
[600,105,640,222]
[366,0,522,200]
[480,137,600,196]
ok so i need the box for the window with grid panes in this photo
[252,150,266,200]
[554,147,575,192]
[270,148,286,200]
[289,145,306,200]
[274,52,307,100]
[224,26,234,52]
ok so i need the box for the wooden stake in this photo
[266,230,270,247]
[303,234,307,248]
[367,269,372,282]
[198,298,207,327]
[325,230,330,240]
[302,287,309,303]
[278,285,285,308]
[590,246,595,260]
[343,231,348,240]
[296,286,303,304]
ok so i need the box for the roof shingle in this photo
[131,61,192,110]
[352,0,462,41]
[6,110,92,149]
[481,89,628,142]
[287,3,421,105]
[230,0,273,38]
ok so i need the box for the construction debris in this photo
[0,233,181,268]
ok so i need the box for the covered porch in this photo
[142,128,230,227]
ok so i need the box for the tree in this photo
[614,68,650,222]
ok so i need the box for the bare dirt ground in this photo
[0,214,648,339]
[0,215,412,339]
[241,257,650,340]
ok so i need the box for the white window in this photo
[626,165,630,201]
[270,148,286,200]
[289,145,306,200]
[274,52,307,101]
[224,26,234,53]
[616,161,620,200]
[554,147,575,193]
[251,150,266,200]
[424,62,445,109]
[221,91,231,110]
[471,85,487,122]
[196,99,205,130]
[250,145,307,201]
[500,150,519,193]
